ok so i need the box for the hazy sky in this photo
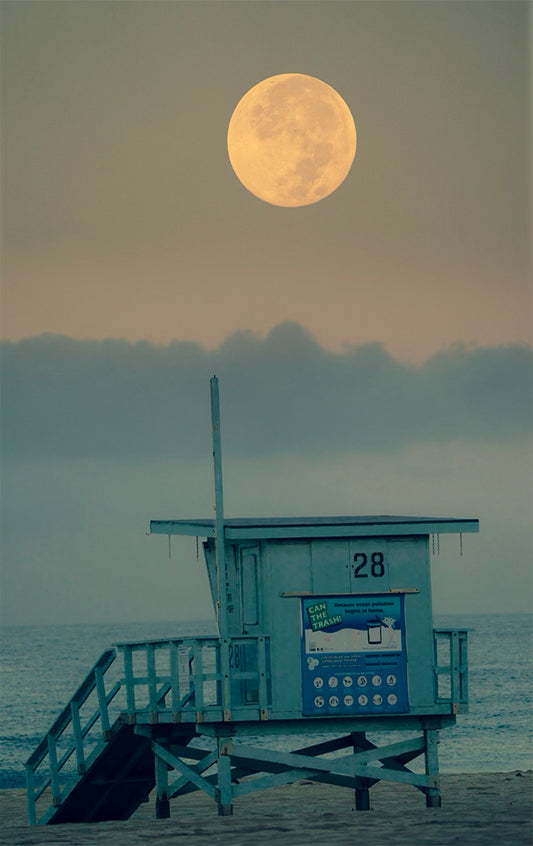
[1,1,531,626]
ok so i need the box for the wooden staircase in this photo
[42,721,155,823]
[26,635,272,824]
[26,647,194,824]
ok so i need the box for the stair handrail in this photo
[26,648,118,824]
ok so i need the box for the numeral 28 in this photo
[229,644,241,669]
[353,552,385,578]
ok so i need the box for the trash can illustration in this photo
[367,618,382,644]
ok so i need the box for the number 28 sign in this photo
[352,552,385,579]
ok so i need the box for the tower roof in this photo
[150,515,479,540]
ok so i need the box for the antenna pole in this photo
[210,376,228,640]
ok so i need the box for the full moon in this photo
[227,73,356,208]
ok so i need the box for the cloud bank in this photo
[2,322,531,461]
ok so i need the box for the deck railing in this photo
[26,629,465,824]
[115,635,271,723]
[432,628,469,710]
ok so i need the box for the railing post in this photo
[26,765,36,826]
[219,638,231,721]
[47,734,61,806]
[70,701,86,774]
[193,640,205,715]
[459,632,469,702]
[147,644,158,721]
[432,630,440,701]
[187,646,195,705]
[170,641,181,718]
[123,647,136,719]
[215,640,222,707]
[450,631,460,705]
[94,665,111,739]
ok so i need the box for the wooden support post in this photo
[154,746,170,819]
[216,739,233,816]
[355,779,371,810]
[257,637,268,717]
[352,732,371,811]
[424,728,441,808]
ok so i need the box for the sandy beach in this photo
[1,771,531,846]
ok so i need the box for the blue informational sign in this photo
[300,594,408,717]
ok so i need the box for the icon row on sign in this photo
[314,695,357,708]
[313,674,397,690]
[357,693,398,706]
[356,674,397,687]
[313,692,398,709]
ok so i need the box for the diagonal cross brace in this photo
[220,736,436,789]
[168,749,219,798]
[233,765,328,798]
[351,731,427,791]
[152,742,216,799]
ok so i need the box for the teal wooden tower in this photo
[26,377,478,823]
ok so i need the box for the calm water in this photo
[0,614,531,788]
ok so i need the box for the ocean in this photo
[0,614,531,789]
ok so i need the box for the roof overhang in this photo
[149,515,479,541]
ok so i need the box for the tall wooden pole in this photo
[210,376,228,640]
[210,376,231,720]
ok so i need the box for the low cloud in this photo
[2,322,531,461]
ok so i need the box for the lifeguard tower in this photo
[26,378,478,823]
